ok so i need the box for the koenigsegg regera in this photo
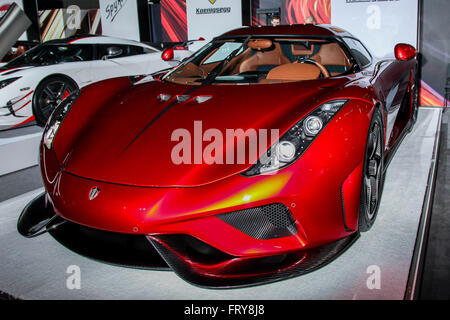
[18,25,418,288]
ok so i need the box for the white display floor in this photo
[0,127,42,176]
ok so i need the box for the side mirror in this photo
[395,43,417,61]
[161,47,174,61]
[102,46,123,60]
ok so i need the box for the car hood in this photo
[62,78,348,187]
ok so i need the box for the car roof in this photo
[43,35,158,51]
[219,24,355,39]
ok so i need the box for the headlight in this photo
[242,99,348,176]
[0,77,21,89]
[43,90,80,149]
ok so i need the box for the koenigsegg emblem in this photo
[89,187,100,200]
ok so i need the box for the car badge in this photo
[89,187,100,200]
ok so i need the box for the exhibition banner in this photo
[160,0,188,42]
[252,0,331,25]
[186,0,242,45]
[99,0,140,41]
[253,0,418,58]
[38,8,102,41]
[331,0,418,58]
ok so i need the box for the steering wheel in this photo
[299,58,330,78]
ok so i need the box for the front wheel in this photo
[358,108,385,232]
[33,76,78,126]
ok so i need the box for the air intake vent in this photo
[217,203,297,240]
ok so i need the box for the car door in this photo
[377,62,411,147]
[42,44,94,87]
[61,44,95,87]
[344,37,410,149]
[90,44,167,82]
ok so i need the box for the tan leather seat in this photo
[239,41,290,73]
[291,43,315,56]
[311,43,351,75]
[265,62,321,81]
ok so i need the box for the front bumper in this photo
[43,165,359,257]
[18,192,358,288]
[0,89,34,128]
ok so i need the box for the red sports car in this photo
[18,25,418,288]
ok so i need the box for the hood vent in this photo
[158,94,212,104]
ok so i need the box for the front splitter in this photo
[148,233,359,289]
[18,192,359,289]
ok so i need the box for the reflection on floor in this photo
[0,108,442,299]
[0,125,41,139]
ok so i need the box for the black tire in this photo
[32,75,78,126]
[358,107,385,232]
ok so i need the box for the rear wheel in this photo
[33,76,78,126]
[358,107,385,232]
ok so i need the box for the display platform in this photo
[0,126,42,176]
[0,108,442,300]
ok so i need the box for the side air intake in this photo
[217,203,297,240]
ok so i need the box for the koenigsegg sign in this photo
[196,7,231,15]
[187,0,242,48]
[195,0,231,15]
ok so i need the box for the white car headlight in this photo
[0,77,21,89]
[303,116,323,136]
[242,99,348,176]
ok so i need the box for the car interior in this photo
[165,38,355,85]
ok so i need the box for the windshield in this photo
[3,44,93,69]
[163,36,355,85]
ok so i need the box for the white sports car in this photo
[0,35,190,130]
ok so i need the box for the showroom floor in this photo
[419,108,450,299]
[0,108,444,300]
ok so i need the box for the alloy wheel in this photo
[364,122,383,220]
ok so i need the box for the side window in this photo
[70,45,94,61]
[42,45,94,63]
[129,46,145,55]
[97,44,129,60]
[128,45,157,55]
[143,47,157,54]
[343,38,372,67]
